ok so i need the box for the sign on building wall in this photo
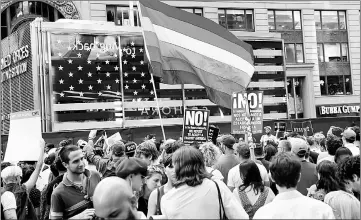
[182,109,210,144]
[319,105,360,116]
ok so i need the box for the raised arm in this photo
[24,138,45,192]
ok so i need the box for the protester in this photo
[307,161,341,201]
[317,135,343,164]
[342,128,360,156]
[308,136,322,154]
[228,142,269,192]
[264,143,277,161]
[337,156,360,199]
[214,135,239,184]
[253,153,335,219]
[199,142,224,181]
[334,147,353,164]
[50,145,101,219]
[289,138,318,196]
[233,161,275,219]
[93,177,146,219]
[254,145,270,172]
[277,140,292,153]
[138,165,164,216]
[324,190,360,219]
[350,126,360,147]
[327,126,344,138]
[314,132,326,152]
[115,157,148,193]
[260,126,278,147]
[1,187,17,219]
[135,141,160,165]
[160,146,249,219]
[125,141,137,158]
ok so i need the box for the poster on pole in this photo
[4,110,42,162]
[231,91,264,134]
[182,109,210,145]
[208,125,220,145]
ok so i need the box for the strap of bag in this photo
[213,181,227,220]
[155,187,161,215]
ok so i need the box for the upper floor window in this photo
[317,43,349,62]
[285,43,304,63]
[218,9,254,31]
[178,8,203,16]
[268,10,302,30]
[106,5,140,26]
[315,11,346,30]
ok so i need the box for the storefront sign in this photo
[182,109,210,144]
[319,105,360,115]
[291,120,314,136]
[231,91,264,134]
[1,45,30,82]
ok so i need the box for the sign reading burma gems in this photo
[1,45,30,82]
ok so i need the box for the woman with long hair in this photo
[234,161,275,219]
[307,160,340,201]
[199,142,224,181]
[160,146,249,219]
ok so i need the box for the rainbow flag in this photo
[138,0,255,108]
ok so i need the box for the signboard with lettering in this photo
[291,120,314,136]
[208,125,220,145]
[274,122,287,132]
[231,91,264,134]
[182,109,210,144]
[319,105,360,115]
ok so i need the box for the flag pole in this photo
[136,1,166,141]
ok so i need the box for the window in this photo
[218,9,254,31]
[315,11,347,30]
[285,43,304,63]
[178,8,203,16]
[268,10,302,30]
[318,43,349,62]
[106,5,140,26]
[320,75,352,95]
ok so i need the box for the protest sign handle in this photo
[150,73,166,141]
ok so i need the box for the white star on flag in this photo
[69,72,73,77]
[78,79,83,84]
[78,65,83,71]
[139,48,143,52]
[124,72,128,77]
[87,60,91,64]
[133,91,138,95]
[76,40,81,45]
[141,72,145,77]
[150,90,154,95]
[79,92,84,97]
[131,54,136,59]
[149,78,153,83]
[60,92,64,97]
[59,79,64,84]
[115,79,120,83]
[67,45,72,51]
[88,72,92,77]
[133,78,137,83]
[114,53,118,58]
[57,39,62,44]
[105,60,110,64]
[77,53,82,58]
[123,60,128,65]
[58,52,62,57]
[114,66,119,71]
[106,85,111,90]
[125,85,129,89]
[106,72,110,77]
[116,91,121,96]
[132,66,136,71]
[68,59,73,64]
[86,47,91,51]
[96,53,100,58]
[140,60,144,65]
[123,48,127,52]
[88,85,93,90]
[97,79,102,84]
[69,85,74,90]
[141,84,146,89]
[58,65,63,71]
[98,92,102,96]
[96,65,101,71]
[131,42,135,46]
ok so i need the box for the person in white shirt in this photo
[260,126,278,147]
[1,190,17,220]
[199,142,224,181]
[161,146,249,219]
[253,152,335,219]
[342,129,360,156]
[228,142,270,192]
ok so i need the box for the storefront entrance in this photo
[287,77,304,119]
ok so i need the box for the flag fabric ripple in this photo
[138,0,255,109]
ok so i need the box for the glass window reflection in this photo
[275,11,293,30]
[324,43,341,62]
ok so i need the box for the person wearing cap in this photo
[115,157,148,192]
[342,128,359,156]
[289,138,318,196]
[125,141,137,157]
[260,126,278,147]
[213,135,239,184]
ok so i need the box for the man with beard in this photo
[50,145,101,219]
[93,177,146,219]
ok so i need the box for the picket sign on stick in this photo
[4,110,42,162]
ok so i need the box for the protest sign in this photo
[4,110,42,162]
[291,120,314,136]
[231,91,264,134]
[182,109,210,144]
[274,122,287,132]
[208,125,220,145]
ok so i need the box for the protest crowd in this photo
[0,124,360,220]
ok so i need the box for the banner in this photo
[182,109,210,145]
[231,91,264,134]
[208,125,220,145]
[274,122,287,132]
[291,120,314,136]
[4,110,42,162]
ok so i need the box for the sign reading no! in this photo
[182,109,210,145]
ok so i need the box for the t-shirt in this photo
[206,167,224,181]
[228,162,269,189]
[297,161,318,196]
[260,135,278,146]
[1,191,17,211]
[213,154,239,184]
[345,143,360,156]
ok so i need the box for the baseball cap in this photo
[290,138,309,157]
[125,142,137,156]
[112,141,125,157]
[342,129,356,139]
[264,126,271,130]
[115,157,148,178]
[222,135,236,149]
